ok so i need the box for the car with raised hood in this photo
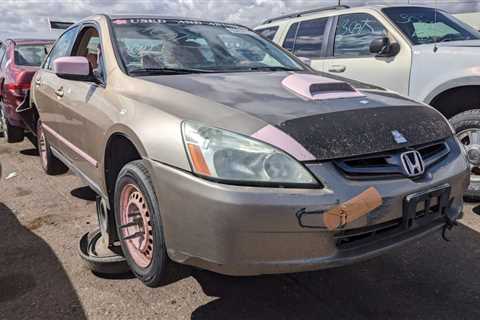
[0,39,53,142]
[256,5,480,200]
[30,15,469,287]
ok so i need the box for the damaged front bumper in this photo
[145,138,469,276]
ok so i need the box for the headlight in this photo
[182,121,319,187]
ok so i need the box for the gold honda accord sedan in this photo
[28,14,469,287]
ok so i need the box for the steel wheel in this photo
[119,183,154,269]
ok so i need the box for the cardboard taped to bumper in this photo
[323,187,383,230]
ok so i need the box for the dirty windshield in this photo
[111,18,304,74]
[383,7,480,45]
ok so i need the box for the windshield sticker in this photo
[413,22,459,38]
[113,18,240,29]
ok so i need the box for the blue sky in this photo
[1,0,479,39]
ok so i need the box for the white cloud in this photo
[1,0,479,40]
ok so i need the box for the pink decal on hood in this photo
[252,125,315,161]
[282,73,364,101]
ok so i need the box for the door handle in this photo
[35,77,41,87]
[328,65,346,73]
[55,87,64,98]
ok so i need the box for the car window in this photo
[45,26,79,70]
[293,18,328,58]
[14,45,49,66]
[0,45,9,70]
[334,13,388,57]
[0,45,6,68]
[282,22,299,52]
[111,19,303,74]
[383,7,480,45]
[72,26,104,80]
[255,26,279,41]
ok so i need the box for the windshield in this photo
[383,7,480,45]
[111,18,304,74]
[14,44,50,66]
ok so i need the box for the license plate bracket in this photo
[403,184,451,230]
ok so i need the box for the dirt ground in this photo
[1,139,480,320]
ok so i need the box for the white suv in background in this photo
[256,5,480,200]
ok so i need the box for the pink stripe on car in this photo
[252,125,315,161]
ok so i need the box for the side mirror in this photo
[369,37,400,57]
[298,56,312,66]
[53,56,95,81]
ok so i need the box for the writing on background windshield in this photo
[111,19,302,74]
[383,7,480,45]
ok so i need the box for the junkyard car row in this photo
[0,5,477,288]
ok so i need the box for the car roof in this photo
[257,5,438,28]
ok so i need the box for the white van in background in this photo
[255,5,480,199]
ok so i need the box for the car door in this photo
[34,26,79,154]
[54,24,109,182]
[280,17,331,71]
[323,12,412,95]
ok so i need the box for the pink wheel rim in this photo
[120,183,154,268]
[38,125,48,169]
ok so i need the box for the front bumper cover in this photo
[145,138,468,276]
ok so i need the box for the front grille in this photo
[335,211,443,250]
[334,141,449,180]
[335,218,403,250]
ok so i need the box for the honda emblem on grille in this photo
[400,150,425,177]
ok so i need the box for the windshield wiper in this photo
[246,66,302,72]
[129,67,216,75]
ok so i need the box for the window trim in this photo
[326,12,394,60]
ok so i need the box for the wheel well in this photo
[104,134,142,204]
[430,86,480,119]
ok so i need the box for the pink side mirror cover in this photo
[53,56,90,76]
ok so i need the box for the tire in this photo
[36,120,68,175]
[450,110,480,202]
[1,104,24,143]
[114,160,170,287]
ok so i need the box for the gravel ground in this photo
[1,139,480,320]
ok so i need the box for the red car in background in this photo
[0,39,53,143]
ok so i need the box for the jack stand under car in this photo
[78,197,130,275]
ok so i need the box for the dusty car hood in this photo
[141,72,452,160]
